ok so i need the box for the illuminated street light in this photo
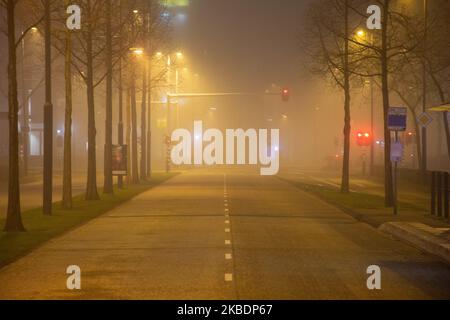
[356,29,365,38]
[130,47,144,55]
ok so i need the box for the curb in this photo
[379,222,450,264]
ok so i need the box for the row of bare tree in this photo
[1,0,172,231]
[301,0,450,206]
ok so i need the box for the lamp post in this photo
[357,29,375,175]
[20,29,28,177]
[129,47,144,183]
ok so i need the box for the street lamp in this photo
[356,28,375,175]
[130,47,144,55]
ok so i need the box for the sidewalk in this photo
[278,168,450,264]
[278,168,447,227]
[0,172,99,218]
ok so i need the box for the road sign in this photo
[390,142,403,162]
[112,145,127,176]
[388,107,407,131]
[417,112,433,128]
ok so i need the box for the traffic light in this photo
[356,131,371,147]
[281,87,289,102]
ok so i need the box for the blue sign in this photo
[388,107,407,131]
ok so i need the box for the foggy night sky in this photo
[173,0,309,92]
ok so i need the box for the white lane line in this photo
[225,273,233,282]
[225,253,232,260]
[224,208,229,212]
[225,240,231,245]
[225,220,230,224]
[225,228,230,233]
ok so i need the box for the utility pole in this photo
[43,0,53,215]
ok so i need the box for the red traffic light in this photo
[281,87,289,102]
[356,131,371,147]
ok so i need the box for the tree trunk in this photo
[146,1,153,178]
[147,63,152,178]
[413,119,422,170]
[340,0,351,193]
[103,0,113,194]
[130,62,139,184]
[4,0,25,231]
[62,22,73,209]
[140,61,148,181]
[444,112,450,161]
[381,0,394,206]
[43,0,53,215]
[85,1,99,200]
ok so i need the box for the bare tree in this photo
[301,0,367,193]
[422,0,450,160]
[1,0,47,230]
[1,0,25,231]
[103,0,113,193]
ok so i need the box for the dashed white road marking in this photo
[225,220,230,224]
[225,240,231,245]
[225,273,233,282]
[225,253,232,260]
[225,228,230,233]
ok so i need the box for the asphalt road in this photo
[0,168,449,299]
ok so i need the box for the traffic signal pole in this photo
[393,131,399,215]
